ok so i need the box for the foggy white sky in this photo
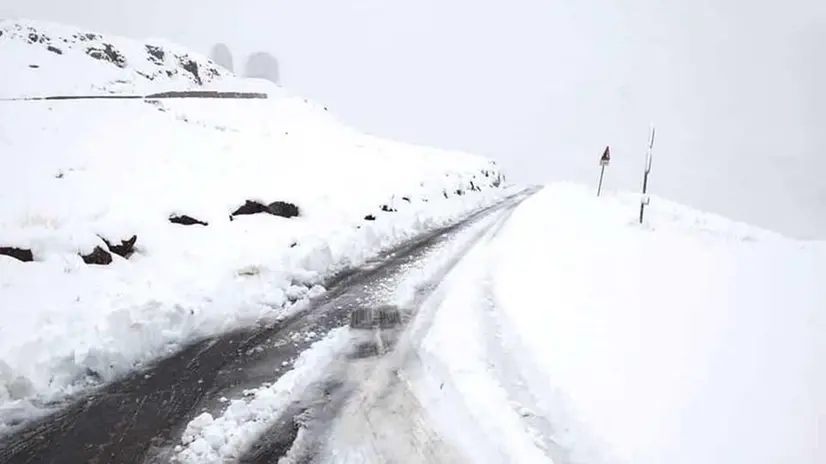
[2,0,823,238]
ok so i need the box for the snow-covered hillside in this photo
[417,183,826,464]
[0,20,508,429]
[0,19,231,97]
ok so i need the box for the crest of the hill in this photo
[0,19,230,96]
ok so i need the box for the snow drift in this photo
[0,19,508,429]
[417,182,825,464]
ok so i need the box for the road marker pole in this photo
[597,145,610,197]
[639,125,656,223]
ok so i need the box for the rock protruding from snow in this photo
[230,201,300,220]
[0,247,33,262]
[0,19,230,97]
[101,235,137,259]
[81,246,112,265]
[169,214,209,226]
[268,201,299,219]
[231,201,270,218]
[85,42,126,68]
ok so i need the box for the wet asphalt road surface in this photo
[241,189,533,464]
[0,190,533,464]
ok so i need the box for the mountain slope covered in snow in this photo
[0,19,230,97]
[0,20,509,429]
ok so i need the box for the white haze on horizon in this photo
[2,0,823,238]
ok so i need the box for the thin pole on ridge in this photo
[639,125,656,224]
[597,145,610,197]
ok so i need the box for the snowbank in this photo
[0,19,508,429]
[175,328,350,463]
[487,183,826,464]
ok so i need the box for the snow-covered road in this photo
[414,184,826,464]
[229,184,826,464]
[242,186,532,464]
[300,190,566,464]
[3,182,823,464]
[2,18,822,464]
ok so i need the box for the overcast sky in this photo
[2,0,823,238]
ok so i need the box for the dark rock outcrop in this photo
[364,215,376,221]
[27,32,46,44]
[179,58,202,85]
[169,214,208,226]
[86,43,126,68]
[101,235,137,259]
[268,201,299,218]
[81,246,112,265]
[231,200,300,219]
[0,247,33,262]
[145,45,165,64]
[232,201,270,217]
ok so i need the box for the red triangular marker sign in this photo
[600,146,610,165]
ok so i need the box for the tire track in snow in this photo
[479,269,571,463]
[166,189,538,463]
[474,209,570,461]
[378,194,562,464]
[240,189,539,464]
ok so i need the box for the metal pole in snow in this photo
[639,126,656,223]
[597,146,611,197]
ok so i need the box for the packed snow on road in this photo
[176,183,825,464]
[414,183,826,464]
